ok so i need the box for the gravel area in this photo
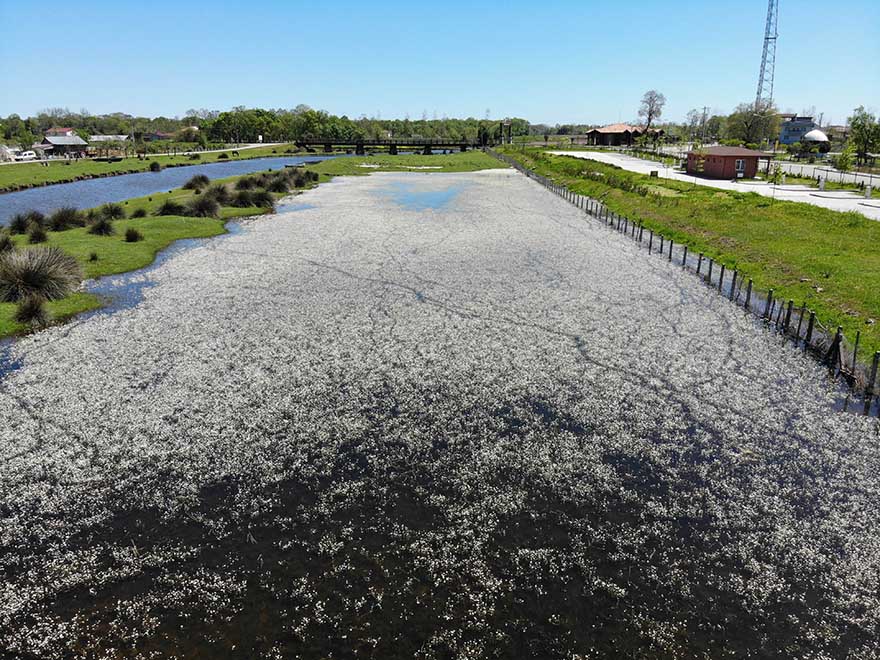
[1,169,878,658]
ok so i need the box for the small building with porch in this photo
[577,123,664,147]
[40,134,89,156]
[686,146,770,179]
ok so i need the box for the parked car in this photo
[14,150,37,161]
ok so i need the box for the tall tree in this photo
[638,90,666,132]
[725,100,779,146]
[848,106,879,166]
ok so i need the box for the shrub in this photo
[217,152,229,159]
[0,246,83,302]
[88,251,98,262]
[7,213,30,235]
[26,211,46,228]
[0,232,14,253]
[28,225,48,244]
[293,173,307,187]
[149,161,162,172]
[267,177,290,193]
[205,184,230,204]
[186,196,220,217]
[231,190,254,207]
[308,170,319,182]
[183,174,210,190]
[88,217,115,236]
[101,202,126,220]
[48,207,82,231]
[235,176,257,190]
[155,200,186,216]
[131,208,148,218]
[188,153,201,160]
[251,190,275,209]
[14,296,49,326]
[125,228,144,242]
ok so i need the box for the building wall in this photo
[687,154,759,179]
[779,118,817,144]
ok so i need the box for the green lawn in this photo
[499,147,880,357]
[0,143,306,192]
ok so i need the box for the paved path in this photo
[0,170,877,657]
[550,150,880,220]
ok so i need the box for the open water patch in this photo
[378,180,467,211]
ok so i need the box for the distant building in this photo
[40,134,89,156]
[778,115,817,145]
[44,127,77,137]
[89,134,129,142]
[143,131,176,142]
[686,146,770,179]
[577,123,664,147]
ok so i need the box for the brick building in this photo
[686,146,770,179]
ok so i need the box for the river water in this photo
[0,155,341,224]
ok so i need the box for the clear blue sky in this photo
[1,0,877,125]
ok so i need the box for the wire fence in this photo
[486,148,880,417]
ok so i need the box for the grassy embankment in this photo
[500,147,880,357]
[0,151,506,339]
[0,143,306,192]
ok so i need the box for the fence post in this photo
[730,271,738,300]
[827,326,843,372]
[795,302,806,342]
[851,331,860,377]
[697,253,703,275]
[649,230,654,252]
[638,225,643,242]
[682,245,688,267]
[745,279,753,310]
[718,264,725,292]
[805,311,816,349]
[707,258,713,284]
[865,352,879,415]
[764,289,774,319]
[659,235,665,254]
[783,300,793,335]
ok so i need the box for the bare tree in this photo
[638,90,666,132]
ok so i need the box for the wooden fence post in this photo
[865,352,880,415]
[718,265,725,292]
[804,311,815,349]
[783,300,793,335]
[851,331,861,377]
[649,230,654,252]
[682,246,688,267]
[697,253,703,275]
[745,279,753,310]
[764,289,774,319]
[707,258,713,284]
[795,302,806,342]
[730,271,738,300]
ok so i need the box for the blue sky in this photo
[1,0,877,125]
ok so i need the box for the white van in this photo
[14,150,36,161]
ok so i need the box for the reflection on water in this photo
[0,155,340,225]
[380,181,466,210]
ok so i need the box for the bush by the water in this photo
[204,184,230,204]
[235,176,257,190]
[28,225,48,244]
[267,177,290,193]
[155,200,186,216]
[48,207,83,232]
[131,208,148,218]
[188,153,201,160]
[88,217,115,236]
[217,153,229,159]
[0,232,13,253]
[232,190,254,207]
[251,190,275,209]
[183,174,210,190]
[149,161,162,172]
[125,228,144,243]
[13,295,49,326]
[88,251,98,262]
[186,196,220,218]
[0,246,83,302]
[7,214,31,235]
[101,203,126,220]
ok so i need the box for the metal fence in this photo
[485,148,880,417]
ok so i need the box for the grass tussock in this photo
[88,216,116,236]
[183,174,210,190]
[0,246,83,302]
[186,196,220,218]
[125,228,144,243]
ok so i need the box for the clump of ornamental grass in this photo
[52,207,86,231]
[28,225,48,244]
[186,196,220,218]
[235,176,257,190]
[26,211,46,228]
[155,200,186,216]
[204,184,230,204]
[101,203,126,220]
[232,190,254,207]
[217,152,229,159]
[125,228,144,242]
[183,174,210,190]
[14,296,49,326]
[149,161,162,172]
[266,177,290,193]
[0,232,14,253]
[293,173,307,188]
[88,251,98,262]
[251,190,275,210]
[7,214,31,235]
[0,246,83,302]
[88,216,115,236]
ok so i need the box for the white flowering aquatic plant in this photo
[0,170,878,659]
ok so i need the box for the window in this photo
[735,159,745,172]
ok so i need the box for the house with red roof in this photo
[576,123,664,147]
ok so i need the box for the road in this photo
[0,142,269,166]
[550,150,880,220]
[0,169,877,658]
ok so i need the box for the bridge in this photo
[295,138,483,155]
